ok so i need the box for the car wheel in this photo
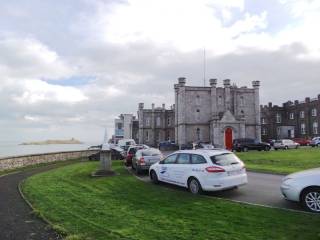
[265,146,270,151]
[301,187,320,213]
[285,146,288,150]
[317,143,320,147]
[188,178,202,194]
[274,148,278,151]
[150,170,159,184]
[243,147,248,152]
[295,145,299,149]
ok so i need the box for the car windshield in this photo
[210,153,241,166]
[275,140,282,143]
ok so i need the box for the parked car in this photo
[232,138,271,152]
[149,149,247,194]
[266,139,276,147]
[125,145,149,166]
[274,139,299,150]
[180,142,194,150]
[194,142,215,150]
[281,168,320,213]
[110,145,126,160]
[132,148,163,174]
[293,138,311,146]
[158,140,179,151]
[310,137,320,147]
[118,139,136,152]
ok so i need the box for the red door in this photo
[225,128,233,150]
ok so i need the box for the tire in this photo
[243,147,248,152]
[274,148,278,151]
[150,170,159,184]
[284,146,288,150]
[264,146,270,151]
[301,187,320,213]
[188,178,202,194]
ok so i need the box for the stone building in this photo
[174,77,261,148]
[137,103,175,147]
[261,95,320,140]
[113,114,139,143]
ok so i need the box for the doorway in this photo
[225,128,233,150]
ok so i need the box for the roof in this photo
[172,149,231,157]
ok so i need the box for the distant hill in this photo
[20,138,83,145]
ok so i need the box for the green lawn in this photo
[22,161,320,240]
[236,147,320,174]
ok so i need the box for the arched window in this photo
[196,109,200,121]
[146,117,150,126]
[301,123,306,135]
[240,96,244,106]
[218,96,223,105]
[312,108,317,117]
[276,113,281,123]
[145,131,149,141]
[196,95,200,105]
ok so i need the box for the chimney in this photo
[223,79,231,88]
[209,78,217,87]
[268,102,272,108]
[162,103,165,109]
[178,77,186,86]
[305,97,310,103]
[294,100,299,105]
[138,103,144,110]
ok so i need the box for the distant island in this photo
[20,138,83,145]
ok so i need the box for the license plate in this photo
[227,169,242,176]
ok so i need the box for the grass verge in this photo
[22,161,320,240]
[236,147,320,174]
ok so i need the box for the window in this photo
[261,118,266,124]
[210,153,241,166]
[191,154,207,164]
[289,113,294,120]
[301,123,306,135]
[196,128,201,141]
[146,117,150,126]
[145,131,149,141]
[312,108,317,117]
[240,96,244,106]
[156,117,161,127]
[196,95,200,105]
[262,128,267,135]
[196,109,200,121]
[277,127,281,136]
[117,123,123,129]
[313,122,318,134]
[163,154,177,164]
[300,111,305,119]
[177,154,190,164]
[218,96,223,105]
[167,118,171,126]
[276,113,281,123]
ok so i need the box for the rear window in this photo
[275,140,282,143]
[128,148,137,154]
[142,149,161,156]
[210,153,241,166]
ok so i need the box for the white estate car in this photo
[149,149,247,194]
[281,168,320,213]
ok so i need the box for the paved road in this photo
[133,170,302,211]
[0,164,74,240]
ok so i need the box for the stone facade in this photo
[175,78,261,148]
[261,95,320,140]
[138,103,175,147]
[0,150,98,171]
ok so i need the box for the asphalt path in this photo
[0,163,74,240]
[131,169,303,211]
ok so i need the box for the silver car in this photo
[281,168,320,212]
[132,148,163,174]
[274,139,299,150]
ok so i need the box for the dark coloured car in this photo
[180,142,194,150]
[158,140,179,151]
[293,138,311,146]
[132,148,163,174]
[232,138,271,152]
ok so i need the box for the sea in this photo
[0,141,101,158]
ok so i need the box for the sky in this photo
[1,0,320,142]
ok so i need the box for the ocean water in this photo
[0,141,101,158]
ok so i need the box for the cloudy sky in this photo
[1,0,320,142]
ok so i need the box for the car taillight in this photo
[205,166,225,173]
[138,157,145,165]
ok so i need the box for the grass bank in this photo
[22,161,320,240]
[236,147,320,174]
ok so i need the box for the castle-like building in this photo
[135,77,261,149]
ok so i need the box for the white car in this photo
[281,168,320,213]
[149,149,247,194]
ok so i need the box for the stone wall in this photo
[0,150,99,171]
